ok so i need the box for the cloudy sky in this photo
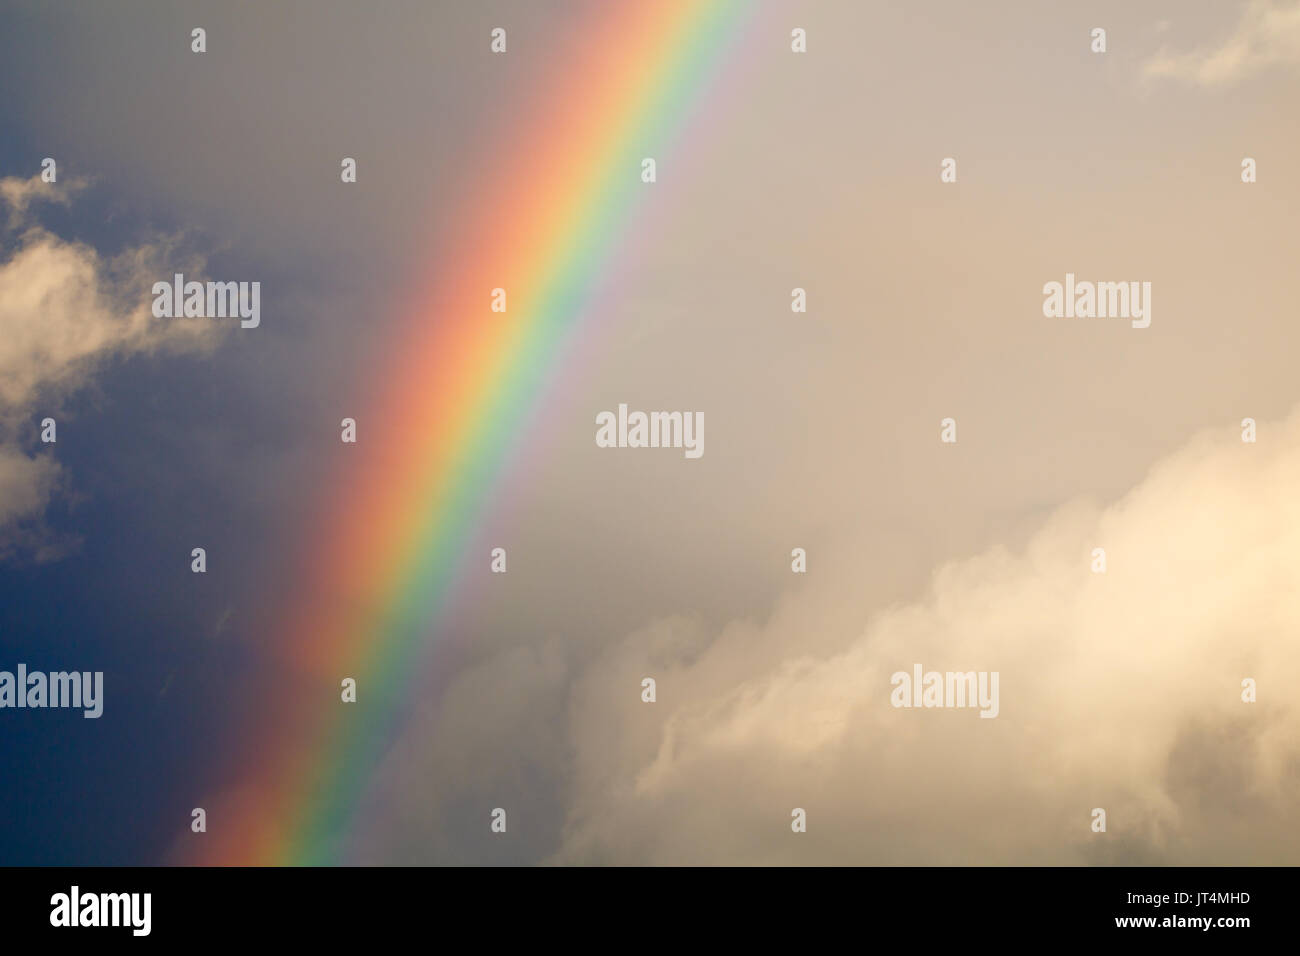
[1,0,1298,865]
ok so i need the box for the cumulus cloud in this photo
[542,410,1300,864]
[1143,0,1300,87]
[0,174,223,556]
[350,408,1300,865]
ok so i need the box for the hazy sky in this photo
[1,0,1298,865]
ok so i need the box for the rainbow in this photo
[195,0,758,865]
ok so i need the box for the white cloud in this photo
[346,407,1300,865]
[0,444,61,535]
[0,174,74,223]
[0,175,224,556]
[550,409,1300,863]
[1144,1,1300,87]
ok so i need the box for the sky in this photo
[1,0,1298,865]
